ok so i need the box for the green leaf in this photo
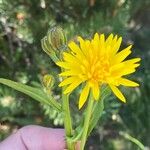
[68,119,84,143]
[87,86,111,136]
[0,78,61,112]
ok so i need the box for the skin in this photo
[0,125,80,150]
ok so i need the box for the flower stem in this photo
[62,91,75,150]
[81,92,94,150]
[119,131,145,150]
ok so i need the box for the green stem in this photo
[81,92,94,150]
[62,91,75,150]
[120,132,145,150]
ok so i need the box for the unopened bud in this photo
[47,26,66,51]
[42,74,54,89]
[41,36,52,56]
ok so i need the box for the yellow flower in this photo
[57,33,141,109]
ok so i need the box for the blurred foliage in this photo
[0,0,150,149]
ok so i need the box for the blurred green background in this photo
[0,0,150,149]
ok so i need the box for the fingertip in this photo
[20,125,66,150]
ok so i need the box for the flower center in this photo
[79,56,110,83]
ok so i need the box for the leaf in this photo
[87,86,111,136]
[68,118,84,142]
[0,78,61,112]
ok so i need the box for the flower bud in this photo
[41,36,52,56]
[42,74,54,89]
[47,26,66,51]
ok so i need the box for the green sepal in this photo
[0,78,61,112]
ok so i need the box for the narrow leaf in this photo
[0,78,61,112]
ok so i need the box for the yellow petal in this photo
[59,77,76,87]
[110,63,124,72]
[124,58,141,65]
[133,64,140,68]
[100,34,105,42]
[93,33,100,54]
[93,33,99,45]
[112,37,122,55]
[91,83,100,100]
[79,83,90,109]
[109,85,126,103]
[119,78,139,87]
[112,35,118,45]
[106,34,113,45]
[94,32,99,39]
[64,79,82,94]
[99,34,105,54]
[112,45,132,64]
[78,36,91,58]
[111,61,140,76]
[57,61,81,71]
[121,68,136,76]
[56,61,70,69]
[63,52,79,63]
[99,34,105,46]
[78,36,86,52]
[68,42,84,59]
[59,71,79,76]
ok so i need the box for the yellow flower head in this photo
[57,33,141,109]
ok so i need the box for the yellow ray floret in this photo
[57,33,141,109]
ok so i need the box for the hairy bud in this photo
[47,26,66,51]
[42,74,54,89]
